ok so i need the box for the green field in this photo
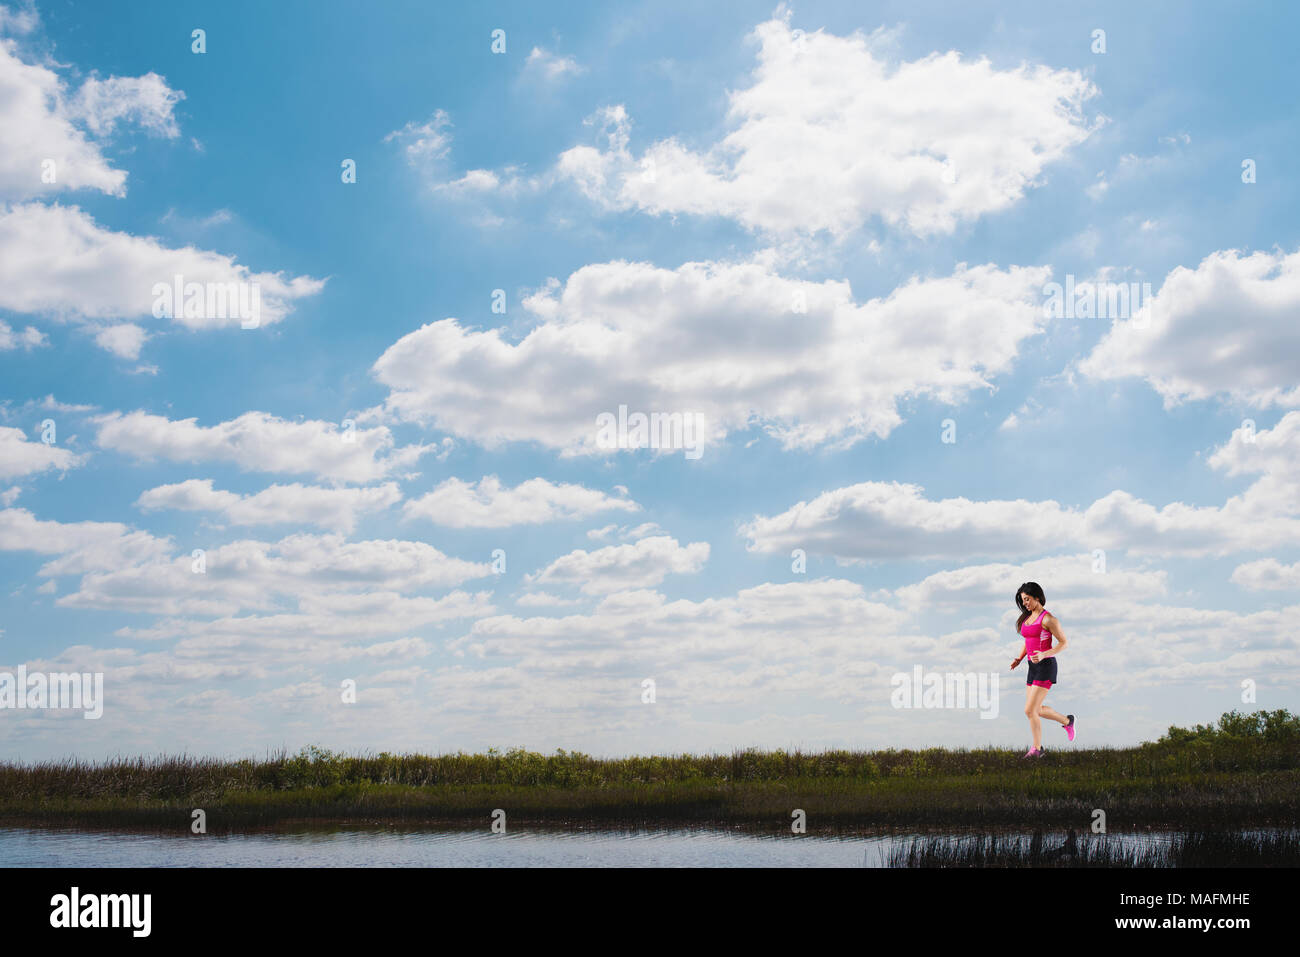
[2,710,1296,834]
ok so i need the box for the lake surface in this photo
[0,825,1189,867]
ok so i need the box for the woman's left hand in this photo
[1028,651,1042,663]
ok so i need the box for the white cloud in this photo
[0,5,39,35]
[385,110,530,198]
[524,47,584,82]
[426,568,1298,750]
[451,578,909,705]
[384,110,453,173]
[1231,558,1300,592]
[0,319,46,349]
[358,637,432,661]
[743,480,1084,563]
[744,413,1300,562]
[373,257,1051,453]
[527,535,709,594]
[0,36,182,199]
[1207,413,1300,479]
[0,204,326,339]
[889,553,1169,609]
[403,475,639,527]
[1085,171,1108,201]
[0,507,171,575]
[66,73,183,138]
[515,591,584,608]
[444,169,502,192]
[116,591,495,651]
[93,322,147,359]
[552,13,1100,237]
[587,521,664,542]
[0,425,84,478]
[0,506,500,683]
[34,394,96,413]
[59,532,493,617]
[94,410,434,484]
[136,479,403,532]
[1078,248,1300,408]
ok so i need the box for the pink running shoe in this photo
[1023,748,1044,758]
[1064,714,1076,742]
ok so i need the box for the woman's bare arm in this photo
[1039,614,1068,658]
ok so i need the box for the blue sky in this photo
[1,0,1298,761]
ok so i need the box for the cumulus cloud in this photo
[743,413,1300,562]
[135,479,403,532]
[94,410,435,485]
[1231,558,1300,592]
[58,532,493,617]
[514,591,584,608]
[373,257,1051,453]
[527,535,709,594]
[116,591,495,653]
[92,322,147,359]
[1078,248,1300,408]
[0,507,171,575]
[403,475,639,527]
[27,565,1294,756]
[0,36,317,357]
[458,577,904,669]
[0,35,183,199]
[742,481,1084,563]
[889,552,1169,610]
[424,566,1296,751]
[552,13,1100,237]
[3,496,495,675]
[0,204,325,338]
[0,425,85,478]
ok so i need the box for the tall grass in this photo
[1,709,1296,831]
[887,828,1300,867]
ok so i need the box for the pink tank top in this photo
[1021,609,1052,656]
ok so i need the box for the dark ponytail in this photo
[1015,581,1046,632]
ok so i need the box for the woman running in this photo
[1010,582,1076,757]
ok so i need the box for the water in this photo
[0,825,1189,867]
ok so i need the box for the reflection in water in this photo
[0,825,1210,868]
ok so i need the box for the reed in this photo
[887,828,1300,867]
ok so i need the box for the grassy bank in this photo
[2,710,1297,833]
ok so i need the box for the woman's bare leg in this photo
[1024,685,1050,750]
[1038,703,1068,726]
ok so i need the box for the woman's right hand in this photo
[1010,657,1022,670]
